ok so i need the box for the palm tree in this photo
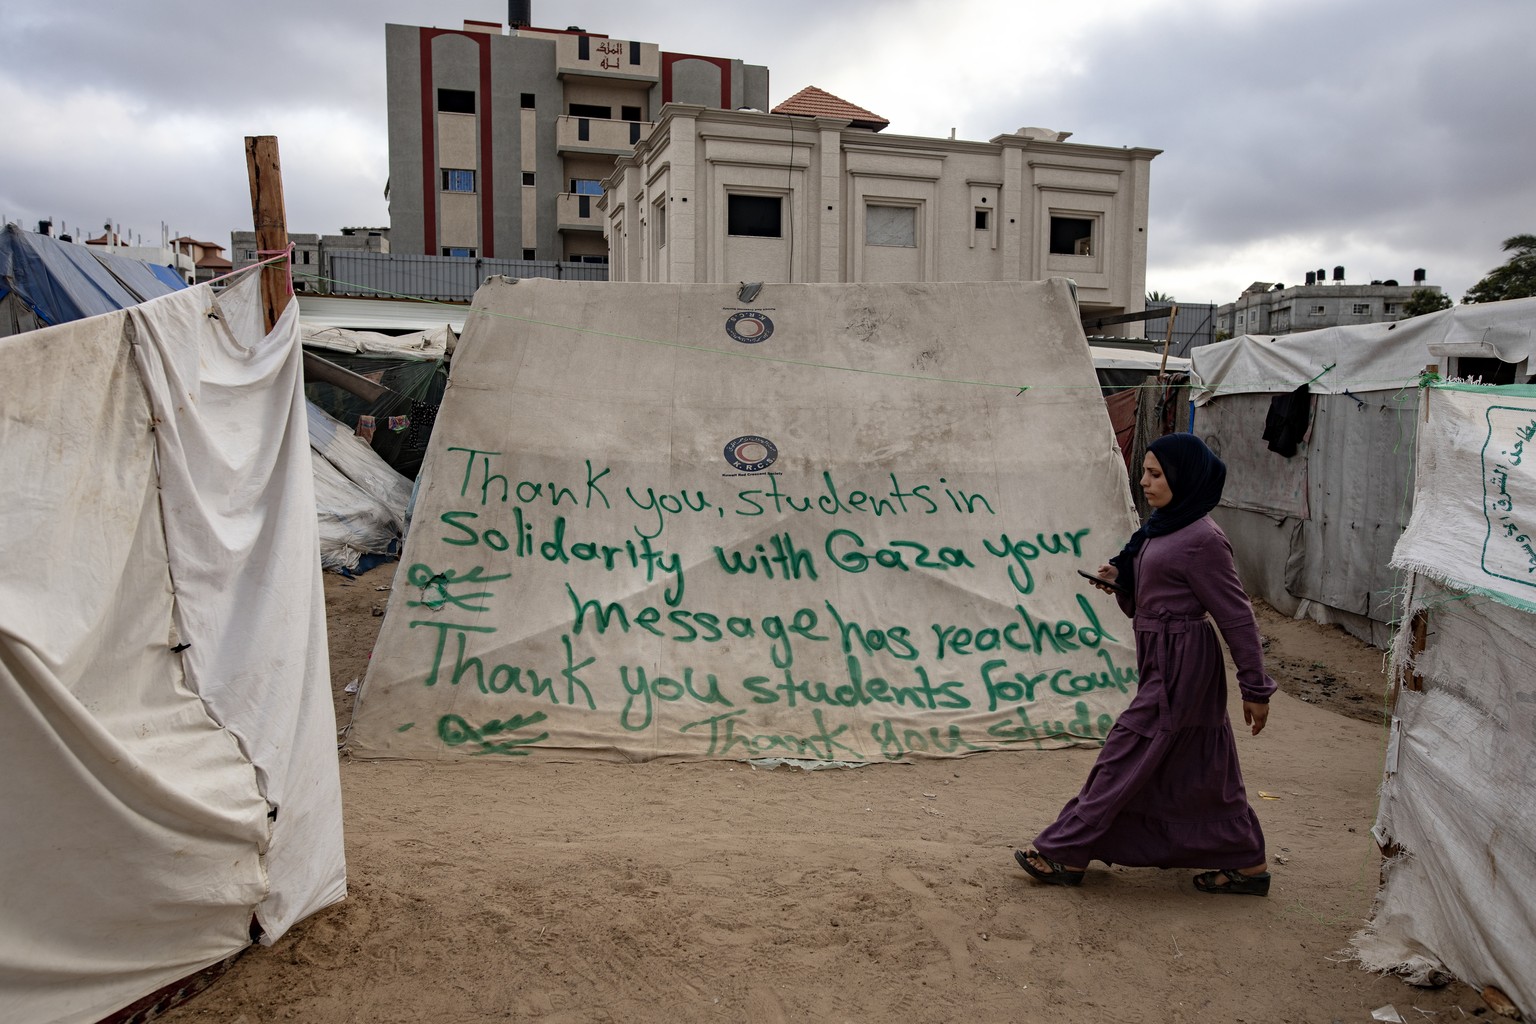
[1146,290,1176,305]
[1463,234,1536,304]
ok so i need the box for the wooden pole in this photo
[244,135,290,333]
[1157,303,1179,378]
[1406,360,1437,696]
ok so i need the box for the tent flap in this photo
[1,273,345,1024]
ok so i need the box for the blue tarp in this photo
[0,223,187,329]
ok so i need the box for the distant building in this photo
[230,227,390,293]
[600,97,1159,325]
[384,12,768,264]
[70,224,219,284]
[1217,270,1443,337]
[169,237,232,285]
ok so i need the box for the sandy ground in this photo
[156,570,1489,1024]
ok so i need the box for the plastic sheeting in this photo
[0,223,185,333]
[1392,383,1536,613]
[1358,543,1536,1011]
[348,278,1142,763]
[1359,383,1536,1014]
[308,402,412,573]
[1190,296,1536,404]
[1186,309,1444,647]
[300,321,453,361]
[0,272,345,1024]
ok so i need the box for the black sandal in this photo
[1014,849,1085,887]
[1192,868,1271,897]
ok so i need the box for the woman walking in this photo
[1016,432,1276,896]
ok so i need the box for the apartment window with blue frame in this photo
[571,179,604,196]
[441,247,476,258]
[441,169,476,193]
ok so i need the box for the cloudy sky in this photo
[3,0,1532,304]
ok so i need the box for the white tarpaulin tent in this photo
[308,401,412,574]
[1187,297,1536,646]
[348,278,1142,762]
[1353,381,1536,1017]
[0,273,346,1023]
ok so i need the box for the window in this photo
[1352,303,1371,315]
[1453,357,1520,385]
[520,93,536,109]
[522,172,536,186]
[578,35,589,60]
[621,105,642,122]
[629,41,640,65]
[569,103,612,119]
[437,89,475,114]
[441,169,476,192]
[974,209,990,230]
[654,200,667,248]
[728,195,782,238]
[571,179,604,196]
[1049,216,1094,256]
[1237,312,1245,325]
[865,205,916,247]
[522,248,536,260]
[1385,303,1400,314]
[441,247,476,257]
[1309,305,1326,316]
[573,254,609,264]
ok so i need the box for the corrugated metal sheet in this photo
[1293,391,1418,623]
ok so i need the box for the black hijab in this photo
[1109,433,1226,601]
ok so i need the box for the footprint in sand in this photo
[885,865,974,981]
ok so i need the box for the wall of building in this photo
[386,21,767,266]
[603,106,1158,318]
[231,229,390,294]
[1217,280,1443,336]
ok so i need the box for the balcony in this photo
[557,192,604,233]
[556,115,652,156]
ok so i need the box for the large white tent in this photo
[0,273,346,1023]
[348,278,1142,762]
[1353,379,1536,1017]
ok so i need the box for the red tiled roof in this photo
[196,254,233,269]
[771,86,888,131]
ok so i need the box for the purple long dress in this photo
[1033,515,1276,869]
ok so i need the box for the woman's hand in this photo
[1242,701,1269,736]
[1090,563,1120,595]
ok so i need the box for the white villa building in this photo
[600,89,1160,325]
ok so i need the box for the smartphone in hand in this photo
[1077,568,1127,594]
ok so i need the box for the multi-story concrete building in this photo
[1217,270,1443,337]
[599,94,1159,324]
[384,12,768,264]
[230,227,390,292]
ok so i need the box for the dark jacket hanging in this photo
[1261,382,1311,457]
